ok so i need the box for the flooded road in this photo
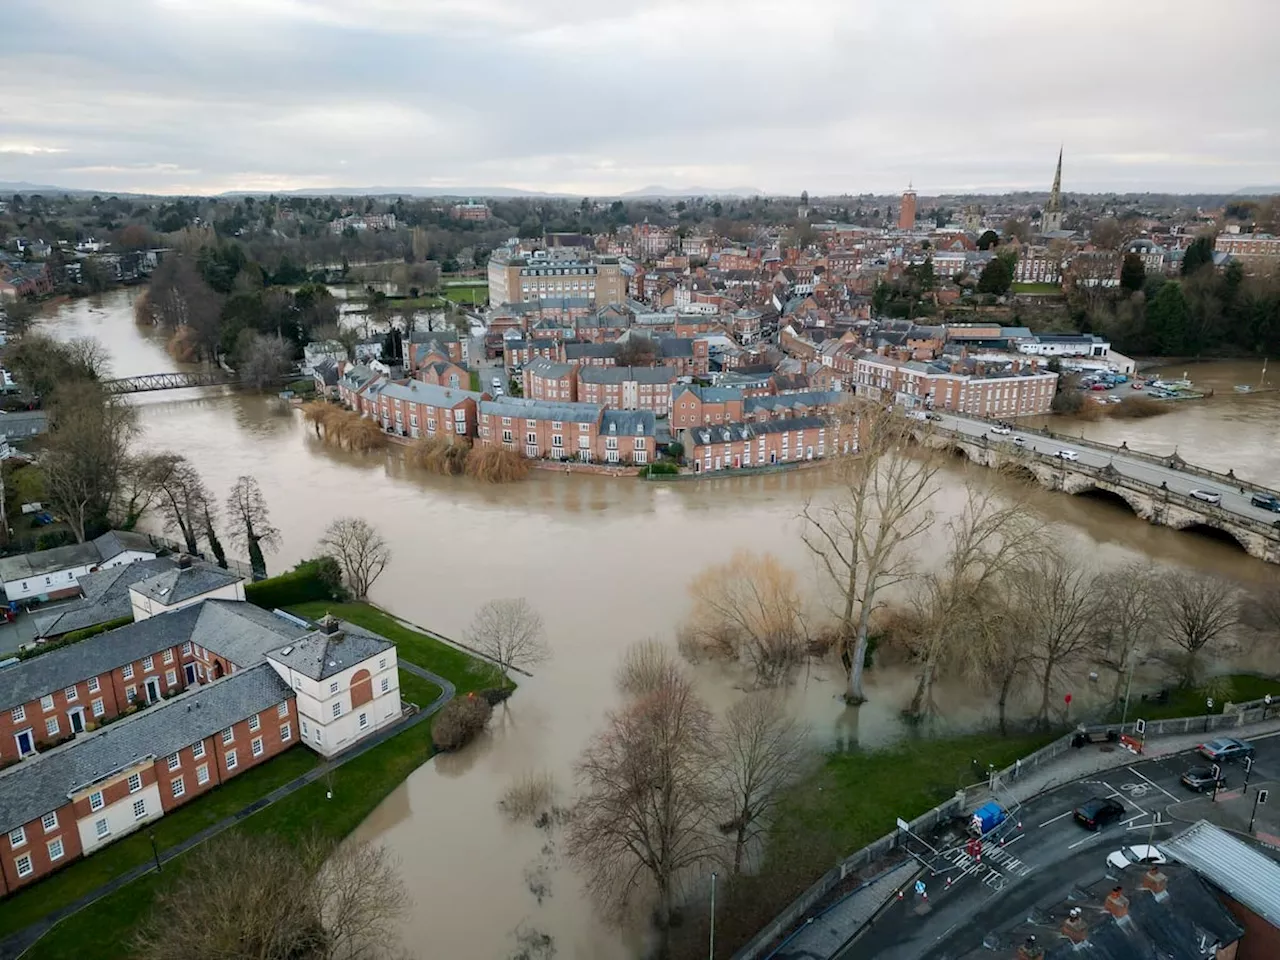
[36,292,1280,959]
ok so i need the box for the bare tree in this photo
[237,331,294,389]
[133,831,408,960]
[1241,577,1280,638]
[1158,571,1239,687]
[319,516,391,600]
[226,475,280,579]
[40,383,138,542]
[800,404,940,703]
[716,694,810,874]
[145,254,223,361]
[907,487,1034,719]
[1092,561,1162,707]
[566,660,718,929]
[971,600,1034,736]
[684,550,809,687]
[615,638,680,699]
[465,598,549,679]
[1012,548,1101,724]
[147,453,214,556]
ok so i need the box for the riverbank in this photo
[6,602,497,960]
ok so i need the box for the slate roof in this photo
[0,601,308,713]
[480,397,602,423]
[687,415,832,447]
[600,410,656,437]
[0,664,292,834]
[0,542,103,583]
[129,562,242,606]
[267,622,393,681]
[32,558,173,638]
[563,342,618,361]
[0,409,47,439]
[523,359,576,380]
[577,365,676,386]
[673,384,741,404]
[744,391,842,415]
[374,379,481,408]
[1160,819,1280,929]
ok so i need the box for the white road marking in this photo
[1122,815,1147,827]
[1129,767,1180,802]
[1068,833,1103,850]
[1039,811,1072,828]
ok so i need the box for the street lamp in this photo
[148,831,162,873]
[1204,698,1214,733]
[709,872,718,960]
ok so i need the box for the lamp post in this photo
[148,831,162,873]
[709,871,717,960]
[1203,698,1214,734]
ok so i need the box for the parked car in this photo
[491,376,504,389]
[494,387,505,397]
[1189,489,1223,505]
[1105,845,1167,871]
[909,410,930,422]
[1013,437,1026,447]
[1180,766,1227,793]
[926,412,943,421]
[1056,450,1080,461]
[989,424,1012,435]
[1251,493,1280,513]
[1090,383,1108,391]
[1074,797,1125,830]
[1198,737,1254,763]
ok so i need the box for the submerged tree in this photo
[225,475,280,579]
[318,516,391,600]
[465,597,550,680]
[1158,571,1239,687]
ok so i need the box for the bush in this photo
[431,693,493,751]
[1111,396,1168,419]
[639,461,679,477]
[245,557,345,609]
[36,530,75,551]
[409,436,471,476]
[302,403,386,452]
[464,446,529,483]
[664,441,684,460]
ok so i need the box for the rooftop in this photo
[1160,819,1280,929]
[0,531,156,584]
[129,559,243,606]
[480,396,602,424]
[267,617,394,681]
[373,378,482,408]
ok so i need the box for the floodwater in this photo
[36,291,1280,959]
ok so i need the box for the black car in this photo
[1252,493,1280,513]
[1180,766,1227,793]
[1074,797,1125,830]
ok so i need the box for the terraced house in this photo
[476,397,655,465]
[368,379,484,441]
[683,415,858,473]
[0,594,400,895]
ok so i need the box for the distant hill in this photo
[224,186,578,199]
[620,185,766,198]
[1232,186,1280,196]
[0,181,105,195]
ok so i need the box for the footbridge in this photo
[101,370,294,395]
[918,413,1280,564]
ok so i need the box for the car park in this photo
[1198,737,1254,763]
[1105,845,1167,871]
[1252,493,1280,512]
[1180,766,1227,793]
[1189,489,1222,505]
[1074,797,1124,830]
[1056,450,1080,461]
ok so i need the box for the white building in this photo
[1016,334,1111,359]
[0,531,157,603]
[129,557,246,621]
[266,617,401,758]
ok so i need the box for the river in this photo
[35,291,1280,959]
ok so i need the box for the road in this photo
[931,412,1280,525]
[842,731,1280,960]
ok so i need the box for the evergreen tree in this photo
[1181,236,1215,276]
[1146,282,1189,355]
[1120,253,1146,293]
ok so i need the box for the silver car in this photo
[1189,489,1222,505]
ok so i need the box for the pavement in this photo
[765,715,1280,960]
[0,661,454,960]
[933,411,1280,525]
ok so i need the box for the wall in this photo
[271,648,399,758]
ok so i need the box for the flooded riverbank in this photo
[34,291,1280,959]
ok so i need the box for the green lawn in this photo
[469,369,481,392]
[441,284,488,305]
[1011,282,1063,295]
[1112,674,1280,723]
[23,606,497,960]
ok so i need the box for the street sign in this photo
[1135,719,1146,736]
[1064,693,1073,705]
[1245,756,1254,772]
[1212,763,1221,779]
[1267,695,1274,706]
[915,880,926,896]
[896,817,910,832]
[1260,790,1270,806]
[1207,698,1215,709]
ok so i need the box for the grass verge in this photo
[1011,282,1063,295]
[1112,673,1280,723]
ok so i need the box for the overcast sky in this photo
[2,0,1278,197]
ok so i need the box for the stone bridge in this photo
[918,428,1280,564]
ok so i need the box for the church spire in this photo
[1047,146,1063,213]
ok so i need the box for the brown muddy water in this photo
[37,292,1280,959]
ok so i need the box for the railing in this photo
[101,371,294,395]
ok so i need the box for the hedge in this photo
[244,557,343,610]
[18,615,135,660]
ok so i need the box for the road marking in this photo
[1068,833,1103,850]
[1122,815,1147,827]
[1129,767,1180,802]
[1039,811,1072,828]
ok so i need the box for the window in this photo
[165,670,177,686]
[380,677,390,694]
[502,429,513,443]
[251,737,264,758]
[181,641,192,656]
[192,741,205,759]
[280,723,292,743]
[301,719,309,737]
[15,854,32,878]
[248,715,260,732]
[167,753,180,771]
[40,695,54,712]
[10,705,24,723]
[9,827,25,848]
[87,677,100,694]
[122,664,134,680]
[196,764,209,786]
[358,712,369,730]
[221,727,234,745]
[142,656,153,672]
[125,686,137,702]
[45,717,59,737]
[552,434,563,447]
[127,773,142,793]
[162,650,174,665]
[332,702,342,719]
[64,685,78,702]
[94,818,109,839]
[132,799,146,820]
[314,728,323,744]
[225,750,238,771]
[47,838,64,862]
[328,681,339,695]
[378,657,387,671]
[171,777,185,799]
[42,812,57,832]
[277,701,289,718]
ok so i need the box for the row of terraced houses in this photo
[0,556,401,895]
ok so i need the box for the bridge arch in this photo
[1177,522,1250,554]
[997,461,1041,486]
[1071,485,1142,516]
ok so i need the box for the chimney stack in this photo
[1016,936,1044,960]
[319,614,342,637]
[1104,885,1129,920]
[1142,867,1168,896]
[1061,907,1088,944]
[177,554,192,570]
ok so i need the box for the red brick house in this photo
[523,360,578,403]
[670,385,746,429]
[683,415,858,473]
[368,379,484,440]
[577,365,678,416]
[476,398,655,465]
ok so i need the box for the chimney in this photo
[1016,936,1044,960]
[319,615,342,637]
[177,554,192,570]
[1104,885,1129,920]
[1061,907,1088,944]
[1142,867,1168,896]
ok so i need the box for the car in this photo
[1013,437,1026,447]
[926,413,943,421]
[1199,737,1254,763]
[1180,766,1227,793]
[1074,797,1125,830]
[1105,845,1167,871]
[1056,450,1080,461]
[1251,493,1280,513]
[1189,489,1222,505]
[494,387,505,397]
[1090,383,1107,391]
[989,424,1012,435]
[491,376,503,389]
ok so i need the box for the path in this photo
[0,662,454,960]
